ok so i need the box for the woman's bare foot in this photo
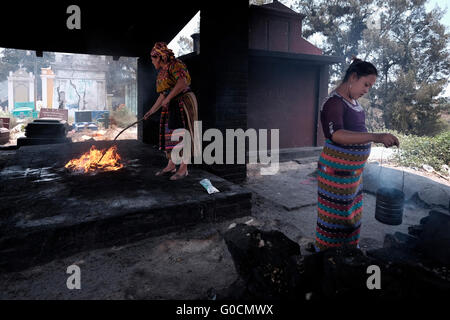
[170,163,188,180]
[155,161,176,176]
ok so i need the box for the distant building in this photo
[7,67,35,111]
[51,53,108,114]
[248,1,343,148]
[0,80,8,109]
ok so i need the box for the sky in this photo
[426,0,450,27]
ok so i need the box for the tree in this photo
[105,56,137,100]
[293,0,376,82]
[176,36,193,57]
[364,0,450,135]
[293,0,450,135]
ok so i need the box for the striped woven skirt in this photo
[159,90,198,155]
[314,139,371,252]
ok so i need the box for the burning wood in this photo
[65,145,124,173]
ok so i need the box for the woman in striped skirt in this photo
[315,57,399,252]
[144,42,199,180]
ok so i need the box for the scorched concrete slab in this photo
[0,140,252,273]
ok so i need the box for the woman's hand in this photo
[143,109,153,120]
[375,133,399,148]
[144,94,166,120]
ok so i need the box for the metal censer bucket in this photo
[374,148,405,225]
[375,187,404,225]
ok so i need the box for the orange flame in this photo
[65,145,124,173]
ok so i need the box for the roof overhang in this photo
[249,49,344,65]
[250,3,305,20]
[0,1,203,57]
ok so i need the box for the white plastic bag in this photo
[200,179,220,194]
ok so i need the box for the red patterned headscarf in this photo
[151,42,175,63]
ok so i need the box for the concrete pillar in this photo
[41,69,55,108]
[7,72,13,110]
[96,80,106,109]
[28,72,34,104]
[198,1,249,182]
[41,74,47,108]
[107,94,113,108]
[138,56,158,144]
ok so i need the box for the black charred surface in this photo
[0,140,251,273]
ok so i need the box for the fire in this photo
[65,145,124,173]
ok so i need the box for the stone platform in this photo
[0,140,252,273]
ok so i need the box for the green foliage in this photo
[365,0,450,135]
[388,130,450,174]
[360,96,386,132]
[378,70,448,135]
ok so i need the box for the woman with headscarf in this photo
[144,42,199,180]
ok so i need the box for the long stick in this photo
[96,117,145,164]
[112,117,145,142]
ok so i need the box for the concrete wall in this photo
[52,54,108,113]
[248,53,331,148]
[249,58,319,148]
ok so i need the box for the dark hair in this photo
[343,56,378,82]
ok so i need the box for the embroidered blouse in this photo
[156,59,191,95]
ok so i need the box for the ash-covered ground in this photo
[0,154,448,300]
